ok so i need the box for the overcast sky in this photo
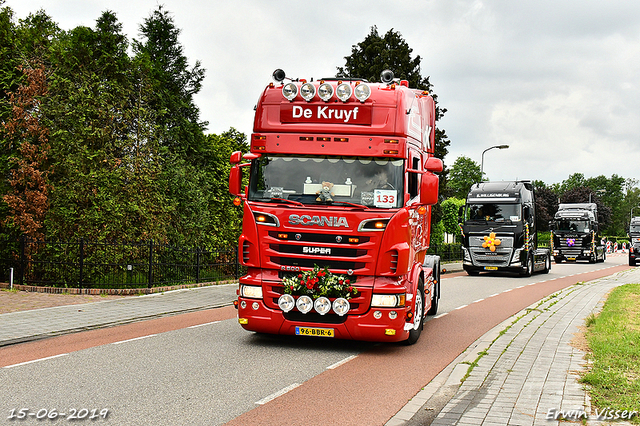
[7,0,640,187]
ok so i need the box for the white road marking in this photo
[111,334,157,345]
[256,383,301,405]
[327,355,357,370]
[4,353,68,369]
[188,321,221,329]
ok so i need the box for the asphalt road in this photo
[0,255,629,425]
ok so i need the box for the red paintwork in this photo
[231,76,441,343]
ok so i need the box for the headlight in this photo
[314,297,331,315]
[336,83,352,102]
[354,83,371,102]
[296,295,313,314]
[371,293,405,308]
[282,83,297,101]
[332,298,350,316]
[240,285,263,299]
[317,83,334,101]
[300,83,315,101]
[278,294,295,312]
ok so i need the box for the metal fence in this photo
[0,236,244,289]
[0,236,463,289]
[428,242,463,263]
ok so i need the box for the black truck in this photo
[629,216,640,266]
[459,181,551,276]
[549,203,606,264]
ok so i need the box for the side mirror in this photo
[425,157,443,173]
[229,165,243,196]
[420,172,439,205]
[230,151,243,165]
[523,206,531,222]
[458,205,465,223]
[548,221,555,231]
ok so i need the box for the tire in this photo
[464,266,479,276]
[554,256,562,264]
[521,253,533,277]
[630,257,636,267]
[405,280,424,345]
[543,254,551,274]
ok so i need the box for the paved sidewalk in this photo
[388,267,640,426]
[0,284,238,346]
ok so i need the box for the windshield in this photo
[556,219,589,233]
[248,155,404,208]
[466,203,521,222]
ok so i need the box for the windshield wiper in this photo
[256,197,304,207]
[324,201,370,210]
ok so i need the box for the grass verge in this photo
[581,283,640,424]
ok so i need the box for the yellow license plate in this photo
[568,257,576,261]
[484,266,498,270]
[295,326,334,338]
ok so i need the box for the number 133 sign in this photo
[374,190,397,208]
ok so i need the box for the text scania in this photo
[289,214,349,228]
[292,106,359,123]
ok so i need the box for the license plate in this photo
[295,326,334,338]
[484,266,498,270]
[568,257,576,261]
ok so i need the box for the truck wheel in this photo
[521,254,533,277]
[554,256,562,264]
[630,257,636,267]
[464,266,479,276]
[405,280,424,345]
[543,254,551,274]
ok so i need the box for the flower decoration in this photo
[482,232,501,252]
[566,238,575,247]
[282,265,358,300]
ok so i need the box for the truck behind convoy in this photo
[550,203,606,264]
[458,181,551,276]
[229,69,443,344]
[629,216,640,266]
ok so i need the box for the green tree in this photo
[448,156,481,199]
[440,197,465,241]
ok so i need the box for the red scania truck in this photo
[228,69,443,344]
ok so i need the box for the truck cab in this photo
[459,181,551,276]
[629,216,640,266]
[229,69,442,344]
[550,203,606,264]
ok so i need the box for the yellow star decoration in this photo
[482,232,501,252]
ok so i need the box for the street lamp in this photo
[480,145,509,182]
[589,189,606,203]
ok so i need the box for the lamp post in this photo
[589,189,606,203]
[480,145,509,182]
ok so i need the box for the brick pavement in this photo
[388,266,640,426]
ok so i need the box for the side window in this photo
[408,155,420,199]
